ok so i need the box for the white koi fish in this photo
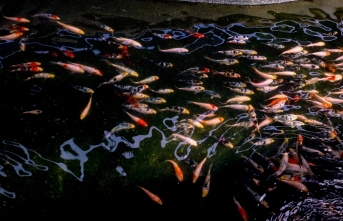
[218,104,249,111]
[193,157,207,183]
[69,62,103,76]
[105,123,135,138]
[56,21,84,35]
[140,97,166,104]
[102,59,138,77]
[171,133,197,146]
[176,85,205,93]
[126,106,157,114]
[204,56,239,65]
[223,96,251,104]
[158,46,188,54]
[248,78,273,88]
[149,88,174,94]
[252,66,276,79]
[113,37,142,48]
[24,73,55,81]
[187,101,218,111]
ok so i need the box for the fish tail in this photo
[101,59,112,66]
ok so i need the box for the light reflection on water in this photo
[1,8,343,219]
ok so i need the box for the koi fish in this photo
[233,196,248,221]
[193,157,207,183]
[97,72,128,88]
[305,50,330,57]
[138,186,162,205]
[10,66,43,72]
[280,180,308,192]
[187,101,218,111]
[8,24,29,32]
[212,70,241,78]
[140,97,166,104]
[200,90,221,99]
[80,94,92,120]
[22,110,42,115]
[51,61,84,73]
[274,152,289,176]
[279,46,303,56]
[124,111,148,127]
[158,46,188,54]
[56,21,84,35]
[215,50,243,57]
[60,49,74,58]
[263,43,285,49]
[102,59,138,77]
[33,13,60,20]
[165,160,183,182]
[130,76,159,84]
[112,37,142,48]
[245,185,269,208]
[248,78,273,88]
[93,22,114,32]
[149,88,174,94]
[204,56,239,65]
[202,163,213,197]
[223,96,251,104]
[151,32,173,39]
[71,85,94,94]
[10,62,41,68]
[227,87,254,95]
[304,41,325,47]
[69,62,103,76]
[199,117,224,126]
[218,104,249,111]
[2,14,30,23]
[105,123,135,138]
[171,133,197,146]
[252,66,276,79]
[24,73,55,81]
[0,32,23,40]
[159,106,189,114]
[176,85,205,93]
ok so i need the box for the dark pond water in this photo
[1,2,343,220]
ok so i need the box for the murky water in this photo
[1,3,343,219]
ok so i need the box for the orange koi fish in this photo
[80,94,92,120]
[10,62,41,67]
[199,117,224,126]
[138,186,162,205]
[165,160,183,182]
[60,49,74,58]
[193,157,207,183]
[2,14,30,23]
[0,32,23,40]
[56,21,84,35]
[8,24,29,32]
[233,196,248,221]
[124,111,148,127]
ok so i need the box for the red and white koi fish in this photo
[80,94,92,120]
[0,32,23,40]
[187,101,218,111]
[10,62,41,67]
[113,37,142,48]
[248,78,273,88]
[193,157,207,183]
[50,61,84,73]
[165,160,183,182]
[69,62,103,76]
[130,76,159,84]
[279,46,303,56]
[10,66,43,72]
[60,49,74,58]
[151,32,173,39]
[56,21,84,35]
[138,186,162,205]
[2,14,30,23]
[33,13,60,20]
[8,24,29,32]
[202,163,213,198]
[233,196,248,221]
[171,133,197,146]
[124,111,148,127]
[158,46,188,54]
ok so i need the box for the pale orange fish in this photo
[51,61,84,73]
[56,21,84,35]
[187,101,218,111]
[80,94,92,120]
[138,186,162,205]
[193,157,207,183]
[124,111,148,127]
[0,32,23,40]
[69,62,103,76]
[165,160,183,182]
[199,117,224,126]
[2,14,30,23]
[158,46,188,54]
[279,46,303,56]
